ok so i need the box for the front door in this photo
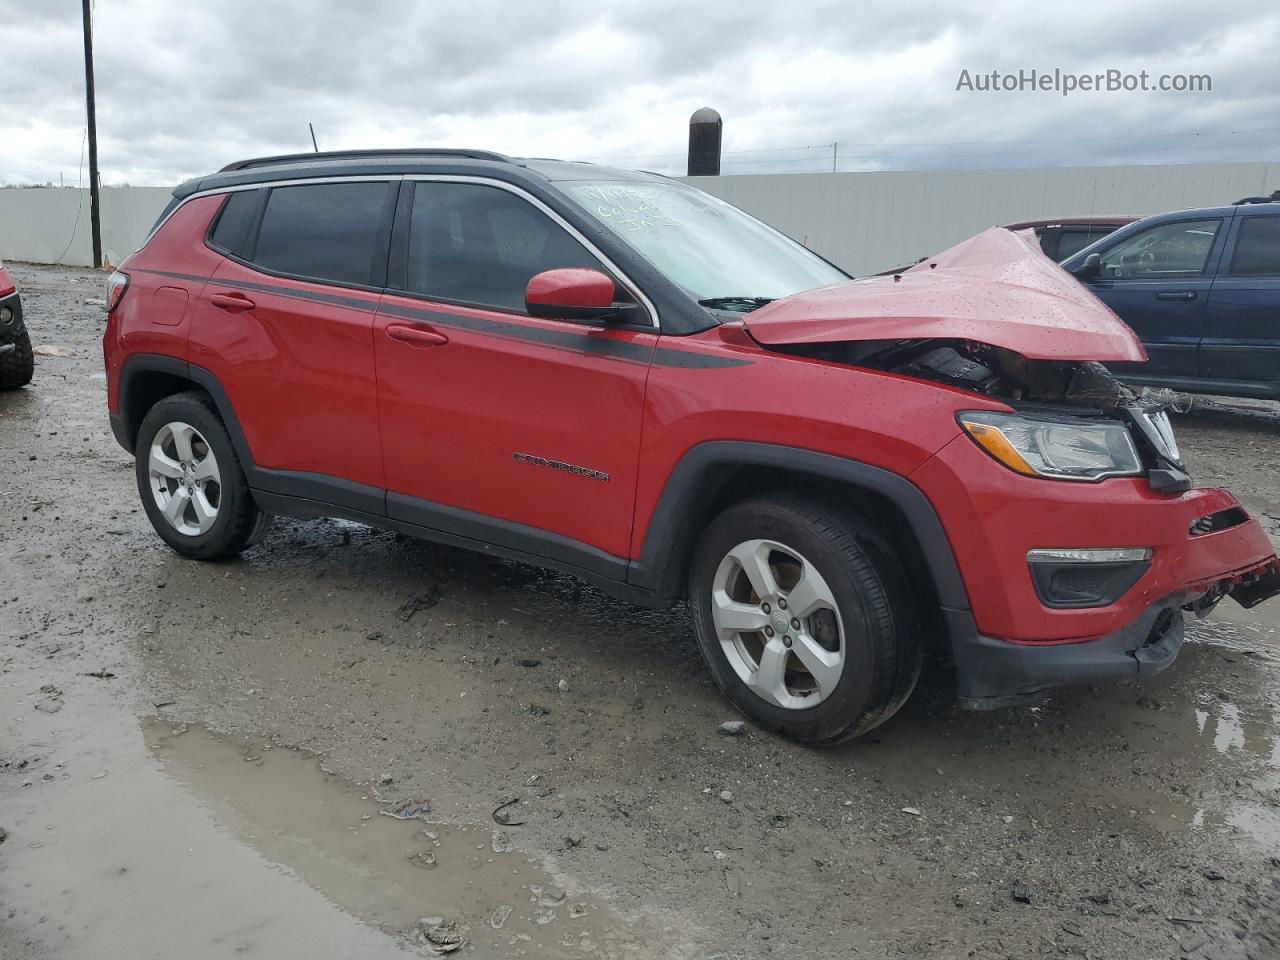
[373,179,656,569]
[1084,217,1225,379]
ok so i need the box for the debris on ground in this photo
[517,658,541,667]
[557,678,570,693]
[381,800,432,820]
[719,790,734,803]
[32,344,74,357]
[492,798,526,826]
[1012,882,1035,904]
[408,850,437,869]
[901,807,922,816]
[489,904,512,929]
[420,919,465,954]
[397,588,441,622]
[718,720,746,736]
[84,669,116,679]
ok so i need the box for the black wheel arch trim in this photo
[628,441,973,615]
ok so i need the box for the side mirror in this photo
[526,268,627,322]
[1072,253,1102,280]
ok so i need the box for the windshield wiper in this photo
[697,296,776,313]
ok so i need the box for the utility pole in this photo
[81,0,102,268]
[309,123,319,152]
[832,142,838,172]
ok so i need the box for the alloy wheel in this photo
[148,421,221,536]
[710,538,845,709]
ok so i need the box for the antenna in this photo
[308,123,319,153]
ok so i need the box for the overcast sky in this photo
[2,0,1278,186]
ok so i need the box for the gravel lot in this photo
[2,262,1279,960]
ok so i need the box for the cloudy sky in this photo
[2,0,1278,186]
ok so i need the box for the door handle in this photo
[386,324,448,348]
[210,292,256,312]
[1155,291,1197,301]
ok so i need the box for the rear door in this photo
[187,180,397,506]
[1201,211,1280,385]
[372,178,656,567]
[1083,216,1226,378]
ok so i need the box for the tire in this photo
[134,391,272,560]
[0,302,34,390]
[689,493,921,745]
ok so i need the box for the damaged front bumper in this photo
[953,552,1280,709]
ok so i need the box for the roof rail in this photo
[219,148,518,172]
[1232,189,1280,206]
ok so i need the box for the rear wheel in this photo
[135,392,271,559]
[0,301,34,390]
[689,493,921,744]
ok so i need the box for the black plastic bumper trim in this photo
[952,601,1184,709]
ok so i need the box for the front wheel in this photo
[0,301,34,390]
[689,494,921,744]
[135,392,272,560]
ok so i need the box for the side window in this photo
[1099,219,1220,279]
[1228,216,1280,277]
[208,191,260,254]
[406,182,607,312]
[1035,228,1060,260]
[251,182,390,286]
[1056,228,1108,262]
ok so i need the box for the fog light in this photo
[0,306,12,325]
[1027,548,1152,608]
[1027,548,1151,564]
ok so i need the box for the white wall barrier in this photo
[1,161,1276,274]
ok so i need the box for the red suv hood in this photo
[743,227,1146,362]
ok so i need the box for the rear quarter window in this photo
[208,191,261,254]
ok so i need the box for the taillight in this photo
[106,271,130,312]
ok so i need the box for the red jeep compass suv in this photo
[103,149,1280,743]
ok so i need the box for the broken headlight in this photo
[958,411,1143,481]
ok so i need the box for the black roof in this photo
[174,149,661,199]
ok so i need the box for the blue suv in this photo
[1061,195,1280,400]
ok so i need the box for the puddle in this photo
[144,721,656,957]
[0,703,660,959]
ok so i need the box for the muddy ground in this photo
[2,262,1279,960]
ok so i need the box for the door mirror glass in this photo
[526,268,624,321]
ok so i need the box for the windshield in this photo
[565,180,848,310]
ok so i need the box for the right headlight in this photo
[958,410,1143,482]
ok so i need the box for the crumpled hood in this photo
[743,227,1146,362]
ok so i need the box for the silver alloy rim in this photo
[148,421,221,536]
[710,539,845,709]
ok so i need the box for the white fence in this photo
[679,161,1280,275]
[0,186,171,268]
[1,161,1276,274]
